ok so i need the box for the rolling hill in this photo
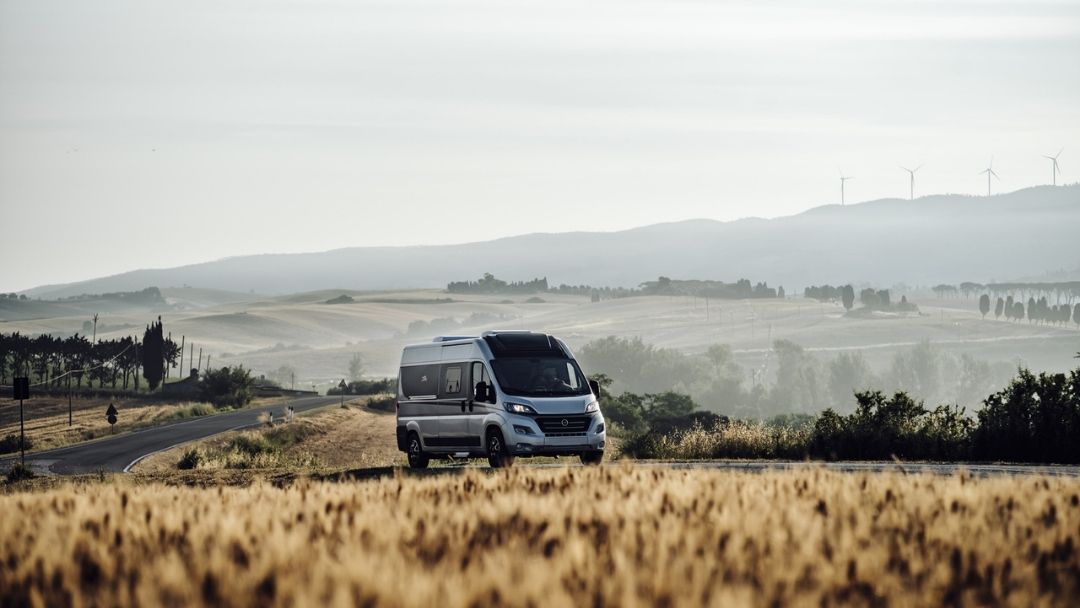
[23,185,1080,298]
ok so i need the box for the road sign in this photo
[338,380,348,389]
[13,377,29,400]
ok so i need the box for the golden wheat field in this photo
[2,467,1079,607]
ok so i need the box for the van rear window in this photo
[401,364,440,399]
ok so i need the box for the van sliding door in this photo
[433,363,479,449]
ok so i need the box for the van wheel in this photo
[407,432,429,469]
[487,429,514,469]
[580,451,604,466]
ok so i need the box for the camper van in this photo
[395,331,606,468]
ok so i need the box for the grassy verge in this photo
[132,396,403,477]
[0,396,284,454]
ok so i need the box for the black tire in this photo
[580,451,604,466]
[406,432,429,469]
[487,429,514,469]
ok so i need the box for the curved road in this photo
[1,395,340,475]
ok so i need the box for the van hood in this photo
[508,395,596,415]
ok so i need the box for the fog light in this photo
[598,441,606,449]
[513,425,534,435]
[516,443,534,452]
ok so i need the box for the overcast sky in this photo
[1,0,1077,293]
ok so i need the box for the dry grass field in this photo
[2,467,1078,607]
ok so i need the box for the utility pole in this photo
[67,374,72,426]
[92,313,99,344]
[178,335,185,379]
[206,354,211,372]
[198,348,203,374]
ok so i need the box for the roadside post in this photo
[13,377,29,466]
[339,379,347,408]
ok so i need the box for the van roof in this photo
[402,331,572,364]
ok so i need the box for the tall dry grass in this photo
[2,467,1078,607]
[634,420,811,460]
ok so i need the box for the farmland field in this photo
[3,467,1078,607]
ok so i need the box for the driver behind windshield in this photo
[531,366,572,391]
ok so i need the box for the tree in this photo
[859,288,880,310]
[267,365,297,388]
[828,352,873,409]
[978,294,990,319]
[348,353,364,382]
[1075,303,1080,328]
[200,366,255,408]
[141,317,164,390]
[994,297,1004,319]
[841,285,855,311]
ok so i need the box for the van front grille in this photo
[535,415,592,435]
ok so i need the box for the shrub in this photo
[227,434,276,458]
[973,368,1080,463]
[0,434,32,454]
[3,462,34,483]
[176,448,202,470]
[809,391,972,460]
[366,394,396,412]
[171,403,216,420]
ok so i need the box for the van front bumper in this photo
[508,414,606,456]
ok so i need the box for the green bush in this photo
[199,366,255,409]
[809,391,972,460]
[0,434,32,454]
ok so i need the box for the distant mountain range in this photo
[23,185,1080,298]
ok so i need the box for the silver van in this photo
[395,331,606,468]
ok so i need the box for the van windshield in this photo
[490,357,591,397]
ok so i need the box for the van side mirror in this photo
[474,381,491,403]
[588,379,601,398]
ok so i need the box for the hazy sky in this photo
[1,0,1078,293]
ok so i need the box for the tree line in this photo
[981,294,1078,326]
[447,273,786,301]
[0,318,181,392]
[576,336,1016,420]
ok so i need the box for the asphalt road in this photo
[1,395,341,475]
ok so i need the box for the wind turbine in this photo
[839,172,854,205]
[1044,148,1063,186]
[979,158,999,196]
[900,164,922,200]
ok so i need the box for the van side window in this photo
[401,364,440,399]
[442,365,463,397]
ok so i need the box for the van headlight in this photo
[584,399,599,413]
[504,402,537,415]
